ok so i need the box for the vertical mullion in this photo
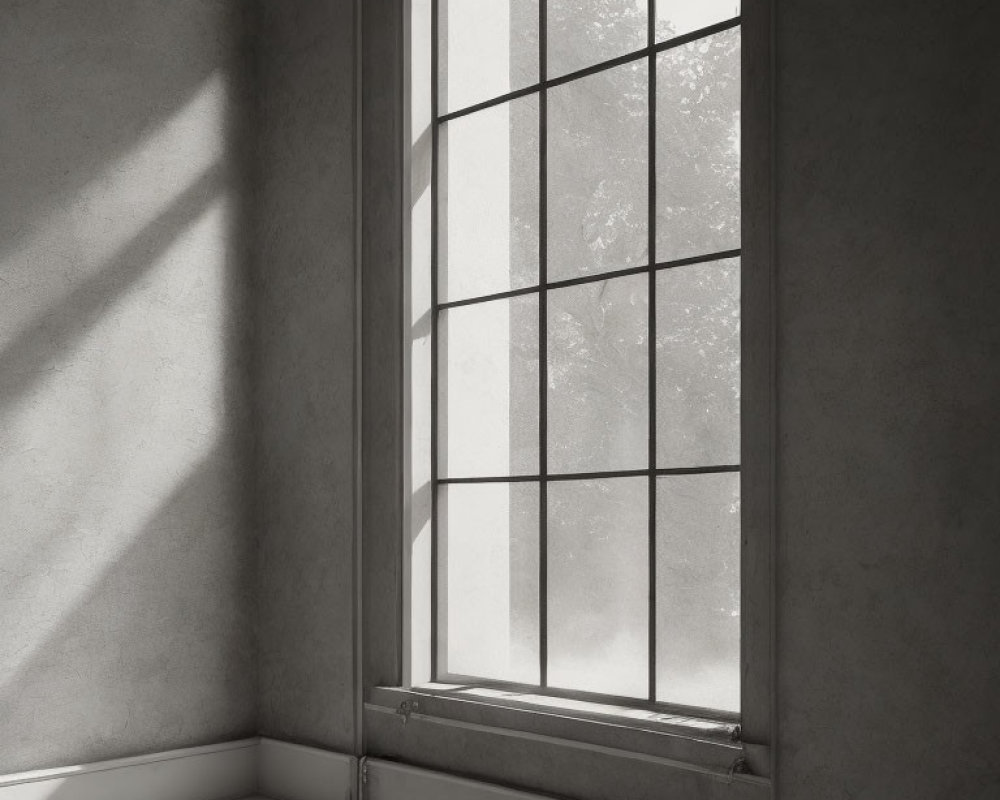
[538,0,549,689]
[430,0,440,682]
[646,0,658,704]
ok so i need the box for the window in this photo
[408,0,744,718]
[364,0,771,789]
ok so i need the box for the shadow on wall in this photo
[0,0,256,774]
[0,446,256,773]
[0,163,223,410]
[0,1,219,253]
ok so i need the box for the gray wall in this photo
[3,0,997,795]
[775,1,1000,798]
[0,0,256,772]
[0,0,361,772]
[254,0,358,754]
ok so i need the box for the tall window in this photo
[413,0,741,715]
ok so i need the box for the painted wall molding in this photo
[0,737,584,800]
[0,739,259,800]
[257,738,356,800]
[0,738,357,800]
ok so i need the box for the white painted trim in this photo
[257,739,356,800]
[0,739,258,800]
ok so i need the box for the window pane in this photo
[656,473,740,711]
[441,0,539,113]
[441,483,540,684]
[440,97,539,303]
[656,258,739,467]
[548,61,648,282]
[548,275,647,474]
[655,0,740,42]
[549,477,647,697]
[547,0,647,78]
[656,28,740,263]
[441,296,539,478]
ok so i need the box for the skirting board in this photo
[257,738,356,800]
[0,738,356,800]
[0,739,258,800]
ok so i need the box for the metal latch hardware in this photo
[396,698,419,725]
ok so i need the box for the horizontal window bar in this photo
[437,83,540,124]
[436,465,740,485]
[437,474,542,485]
[544,43,656,91]
[547,263,651,291]
[550,468,647,482]
[651,15,741,55]
[435,248,741,312]
[656,464,740,476]
[655,248,742,271]
[437,16,741,124]
[436,284,540,311]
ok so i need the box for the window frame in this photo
[359,0,774,792]
[429,5,744,712]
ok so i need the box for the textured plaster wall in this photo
[0,0,257,773]
[3,1,996,795]
[775,1,1000,798]
[254,0,358,752]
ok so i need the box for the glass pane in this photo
[441,0,539,113]
[549,477,647,697]
[548,274,648,474]
[440,97,539,303]
[548,0,647,78]
[656,0,740,42]
[441,296,539,477]
[656,473,740,711]
[441,483,540,683]
[656,28,740,263]
[656,258,739,467]
[548,61,648,282]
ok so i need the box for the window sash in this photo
[428,1,743,710]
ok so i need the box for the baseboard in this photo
[257,738,356,800]
[0,739,258,800]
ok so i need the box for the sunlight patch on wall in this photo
[0,70,233,692]
[0,769,75,799]
[0,195,231,685]
[0,71,227,343]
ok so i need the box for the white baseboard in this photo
[257,738,355,800]
[0,739,258,800]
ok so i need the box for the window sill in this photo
[366,685,769,783]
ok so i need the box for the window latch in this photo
[396,699,419,725]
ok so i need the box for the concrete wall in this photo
[254,0,358,754]
[774,1,1000,798]
[0,0,257,772]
